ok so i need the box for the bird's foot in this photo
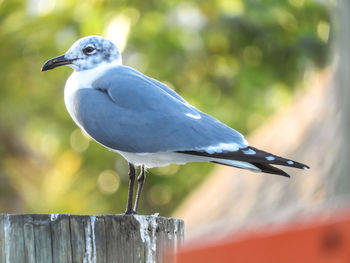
[124,209,137,215]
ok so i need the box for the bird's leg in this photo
[133,165,146,213]
[125,163,136,215]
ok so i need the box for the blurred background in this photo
[0,0,332,223]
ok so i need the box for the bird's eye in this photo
[83,45,96,55]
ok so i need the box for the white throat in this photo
[67,62,119,89]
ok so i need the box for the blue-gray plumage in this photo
[73,65,247,153]
[41,35,309,214]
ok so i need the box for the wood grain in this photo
[0,214,184,263]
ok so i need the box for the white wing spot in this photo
[287,160,294,165]
[185,113,201,119]
[242,149,256,155]
[203,143,240,154]
[266,156,275,161]
[303,166,309,170]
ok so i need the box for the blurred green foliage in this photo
[0,0,330,215]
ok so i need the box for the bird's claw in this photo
[124,209,137,215]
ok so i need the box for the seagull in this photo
[41,35,309,214]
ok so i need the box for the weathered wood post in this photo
[0,214,184,263]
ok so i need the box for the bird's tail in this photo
[178,146,309,178]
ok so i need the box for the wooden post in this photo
[0,214,184,263]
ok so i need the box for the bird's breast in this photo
[64,73,87,128]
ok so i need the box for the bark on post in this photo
[0,214,184,263]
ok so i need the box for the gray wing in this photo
[126,66,188,104]
[71,65,247,153]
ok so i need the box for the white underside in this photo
[114,150,261,172]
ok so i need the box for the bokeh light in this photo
[148,184,172,206]
[70,129,90,153]
[317,21,330,43]
[97,170,120,195]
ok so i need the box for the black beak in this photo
[41,55,76,72]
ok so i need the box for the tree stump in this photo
[0,214,184,263]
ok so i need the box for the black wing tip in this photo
[279,173,290,178]
[284,160,310,170]
[302,165,310,170]
[251,162,291,178]
[246,146,309,170]
[179,148,310,171]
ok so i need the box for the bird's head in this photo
[41,35,122,72]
